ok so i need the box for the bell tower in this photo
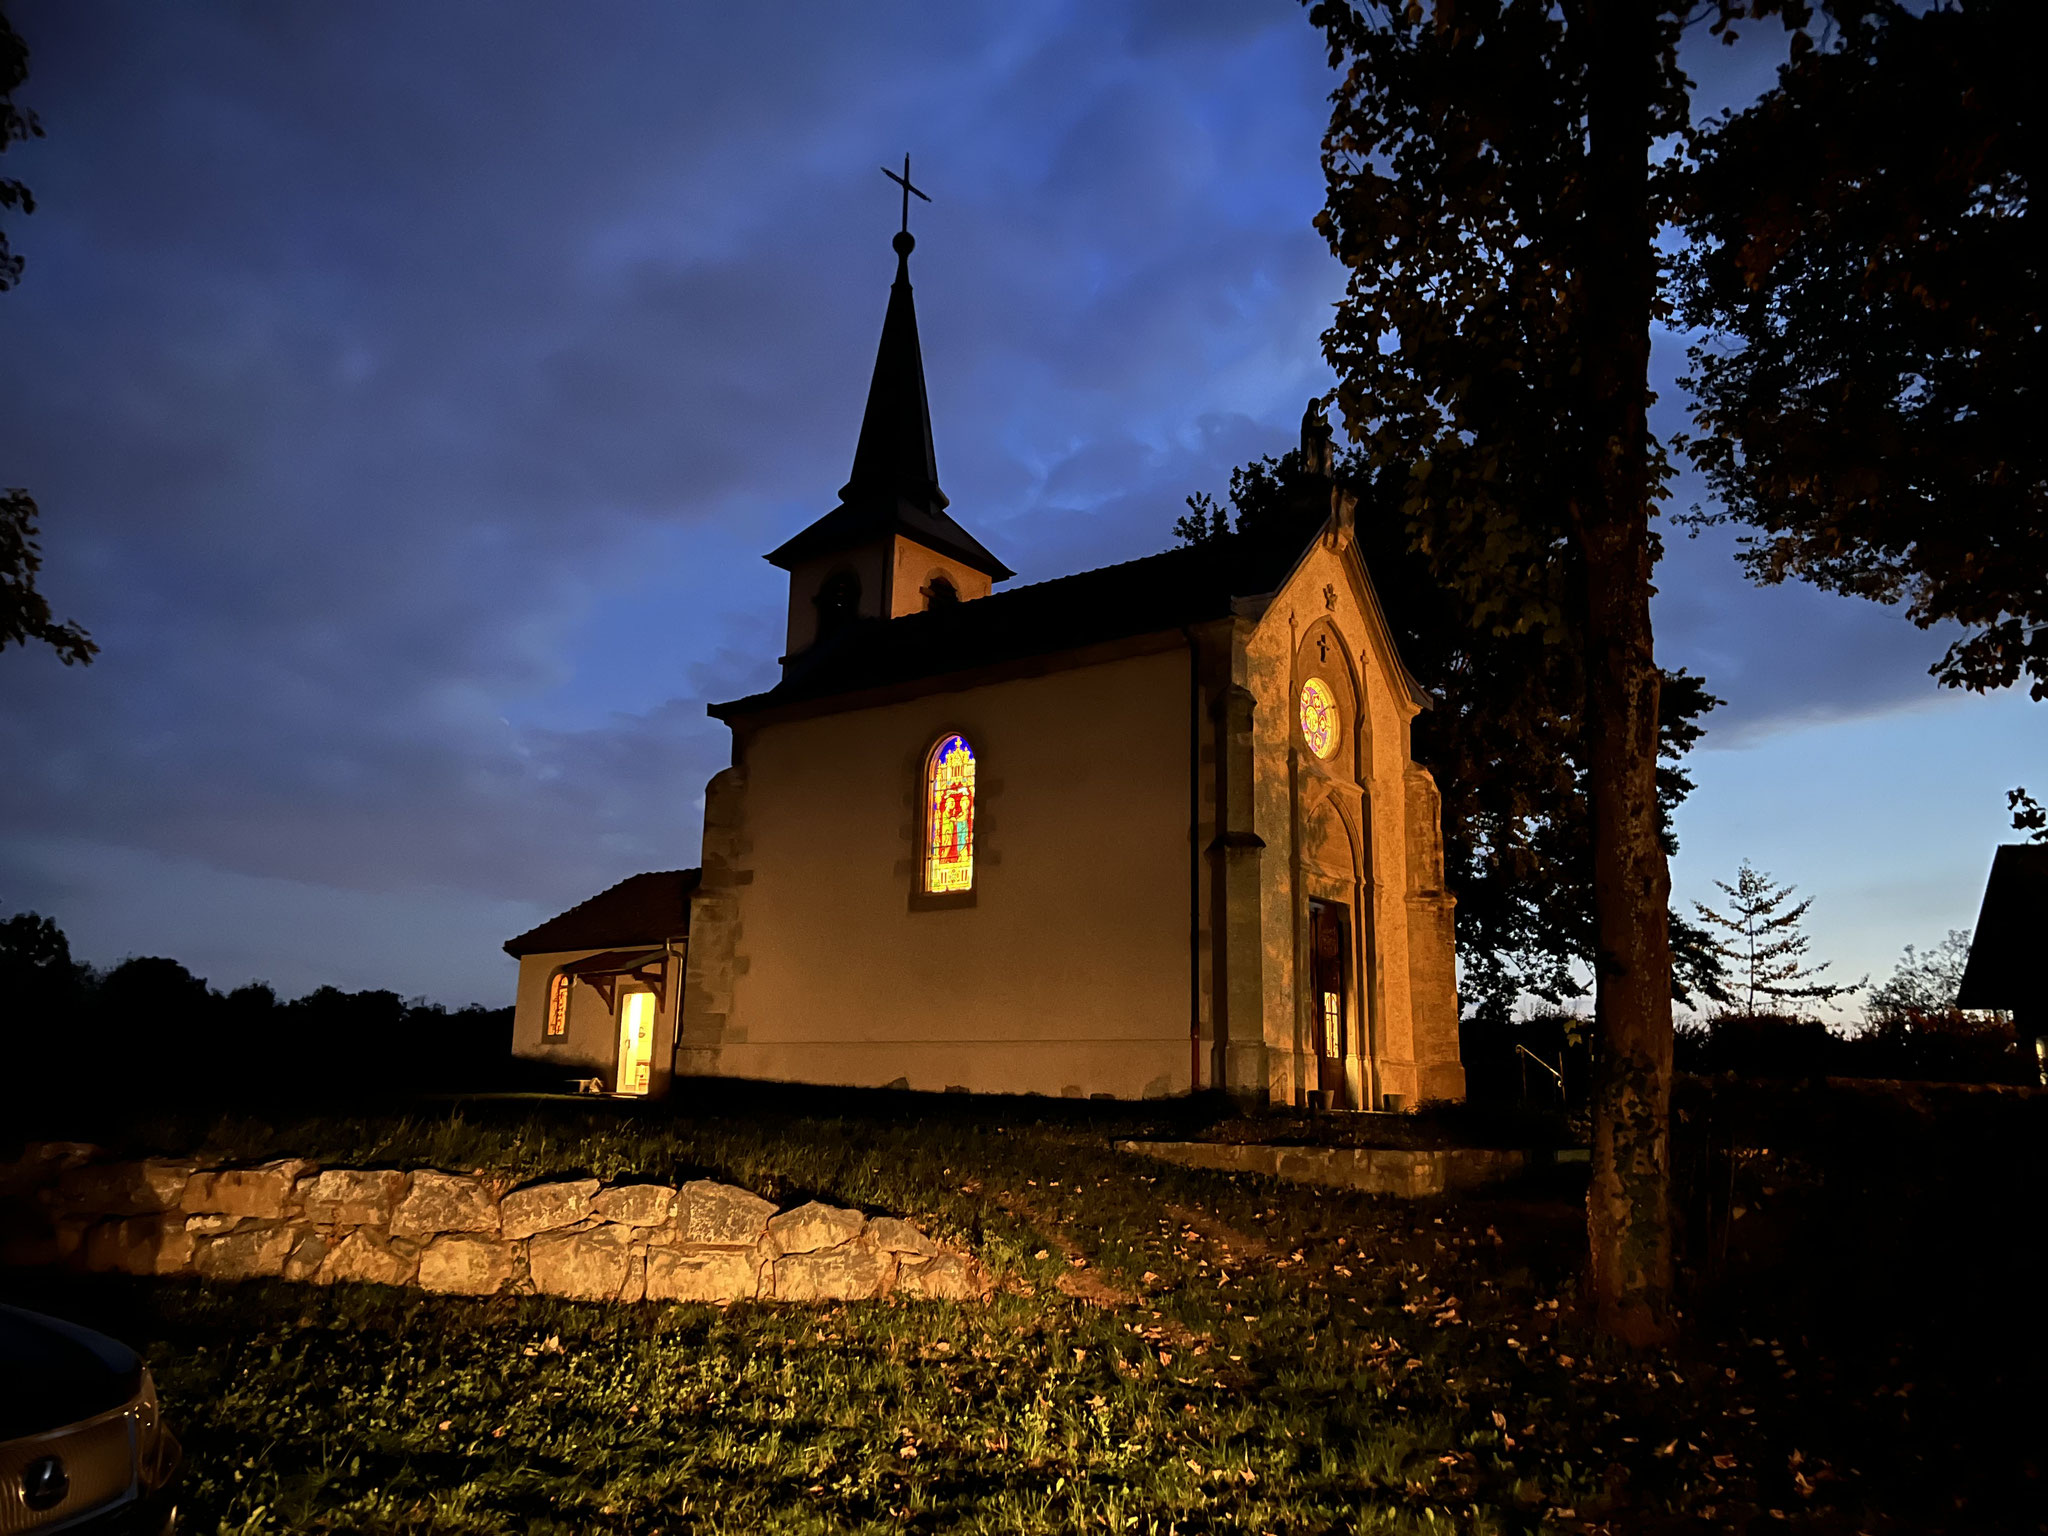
[766,159,1012,668]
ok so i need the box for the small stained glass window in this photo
[1300,677,1340,760]
[923,733,976,893]
[546,971,570,1038]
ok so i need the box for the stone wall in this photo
[0,1144,989,1305]
[1117,1139,1527,1196]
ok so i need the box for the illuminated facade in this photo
[507,219,1462,1108]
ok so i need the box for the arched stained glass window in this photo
[546,971,570,1038]
[1299,677,1340,760]
[923,733,976,893]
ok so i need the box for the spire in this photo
[839,227,946,513]
[763,159,1011,584]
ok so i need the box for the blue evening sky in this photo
[1,2,2037,1015]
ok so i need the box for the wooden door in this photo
[1309,899,1350,1109]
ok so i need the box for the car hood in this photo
[0,1304,145,1439]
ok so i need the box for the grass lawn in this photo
[4,1090,2037,1534]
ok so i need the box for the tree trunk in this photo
[1577,0,1676,1348]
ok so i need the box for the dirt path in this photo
[988,1185,1141,1307]
[1163,1202,1274,1265]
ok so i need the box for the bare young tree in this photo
[1693,861,1860,1017]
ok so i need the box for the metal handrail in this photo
[1514,1043,1564,1086]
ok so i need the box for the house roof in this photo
[712,528,1319,722]
[1956,843,2048,1011]
[503,869,701,958]
[763,230,1012,583]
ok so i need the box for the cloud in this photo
[0,0,2006,995]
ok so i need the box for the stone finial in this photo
[1301,398,1334,479]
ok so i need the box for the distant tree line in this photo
[0,911,519,1118]
[1464,923,2028,1113]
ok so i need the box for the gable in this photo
[504,869,701,958]
[1266,516,1429,714]
[1957,844,2048,1010]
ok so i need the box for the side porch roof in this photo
[504,869,701,959]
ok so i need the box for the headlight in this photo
[135,1366,175,1486]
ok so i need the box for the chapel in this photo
[507,207,1465,1110]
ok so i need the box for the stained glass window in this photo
[546,971,570,1037]
[1299,677,1340,760]
[923,733,976,893]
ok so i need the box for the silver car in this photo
[0,1304,180,1535]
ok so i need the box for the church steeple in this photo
[766,161,1012,665]
[840,228,947,515]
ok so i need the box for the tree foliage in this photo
[2,488,97,664]
[1692,860,1860,1015]
[1679,0,2043,700]
[1171,446,1728,1021]
[0,9,92,665]
[0,911,518,1113]
[0,5,41,293]
[1304,0,1704,1345]
[2007,786,2046,843]
[1864,927,1974,1024]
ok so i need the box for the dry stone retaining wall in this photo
[0,1144,989,1305]
[1117,1139,1528,1195]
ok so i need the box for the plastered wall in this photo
[511,949,681,1097]
[782,537,994,659]
[887,537,993,618]
[686,646,1196,1099]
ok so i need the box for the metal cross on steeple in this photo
[880,154,931,235]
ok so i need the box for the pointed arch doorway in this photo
[1308,898,1351,1110]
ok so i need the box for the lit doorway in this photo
[1308,898,1351,1110]
[615,989,656,1096]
